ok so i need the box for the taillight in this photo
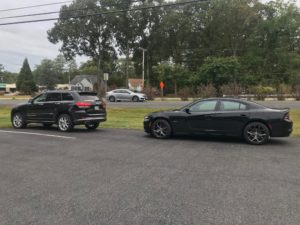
[283,112,291,122]
[76,102,92,109]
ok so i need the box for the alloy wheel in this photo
[13,113,25,128]
[151,119,171,139]
[58,115,73,132]
[244,122,269,145]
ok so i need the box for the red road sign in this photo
[160,81,165,89]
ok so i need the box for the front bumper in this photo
[143,117,152,133]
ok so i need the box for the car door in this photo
[186,100,219,134]
[44,93,62,122]
[26,93,47,121]
[120,90,131,101]
[214,100,250,136]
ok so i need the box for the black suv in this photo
[11,91,106,132]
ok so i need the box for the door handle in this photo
[55,102,61,105]
[240,114,247,117]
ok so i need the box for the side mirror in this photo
[184,108,191,114]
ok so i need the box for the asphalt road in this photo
[1,99,300,109]
[0,127,299,225]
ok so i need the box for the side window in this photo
[62,93,74,101]
[46,93,61,102]
[189,100,218,112]
[33,94,47,103]
[220,101,247,111]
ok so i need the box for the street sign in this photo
[160,81,165,89]
[103,73,109,81]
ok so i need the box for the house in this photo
[70,75,102,92]
[128,78,144,92]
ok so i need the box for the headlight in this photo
[144,116,151,122]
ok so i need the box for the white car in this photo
[106,89,147,102]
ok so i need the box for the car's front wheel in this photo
[57,114,74,132]
[109,96,115,102]
[85,122,100,130]
[132,96,139,102]
[12,113,27,129]
[151,119,172,139]
[243,122,270,145]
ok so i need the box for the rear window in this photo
[79,92,100,101]
[62,93,74,101]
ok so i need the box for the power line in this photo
[0,0,141,20]
[0,0,208,26]
[0,1,72,13]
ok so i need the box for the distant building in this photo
[128,78,144,91]
[70,75,102,92]
[0,83,16,93]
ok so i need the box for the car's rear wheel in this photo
[109,96,115,102]
[12,113,26,129]
[243,122,270,145]
[132,96,139,102]
[151,119,172,139]
[57,114,73,132]
[85,122,100,130]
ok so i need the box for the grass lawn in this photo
[0,106,299,137]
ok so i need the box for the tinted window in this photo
[79,94,100,101]
[220,101,247,111]
[62,93,74,101]
[33,94,46,103]
[46,93,61,102]
[189,100,218,112]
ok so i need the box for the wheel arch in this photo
[243,119,272,135]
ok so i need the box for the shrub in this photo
[196,84,217,98]
[220,83,244,97]
[143,86,159,100]
[292,85,300,101]
[253,85,275,100]
[178,87,195,101]
[277,84,292,100]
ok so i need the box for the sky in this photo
[0,0,299,73]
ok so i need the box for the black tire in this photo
[12,113,27,129]
[57,114,74,132]
[243,122,270,145]
[109,96,116,102]
[85,122,100,130]
[43,123,53,128]
[132,96,139,102]
[150,119,172,139]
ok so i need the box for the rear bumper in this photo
[270,121,293,137]
[73,111,107,125]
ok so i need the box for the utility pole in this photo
[139,47,147,89]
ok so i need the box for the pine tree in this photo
[16,58,37,95]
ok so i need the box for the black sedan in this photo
[144,98,293,145]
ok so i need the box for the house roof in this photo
[70,75,98,85]
[128,78,144,87]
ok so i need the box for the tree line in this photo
[46,0,300,96]
[1,0,300,96]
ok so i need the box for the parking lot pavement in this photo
[0,127,300,225]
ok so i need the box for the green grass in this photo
[0,106,299,137]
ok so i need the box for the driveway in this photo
[0,127,299,225]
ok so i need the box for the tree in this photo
[48,0,117,94]
[16,59,37,95]
[35,59,59,90]
[194,56,241,95]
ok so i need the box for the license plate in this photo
[95,106,99,110]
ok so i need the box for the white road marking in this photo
[0,130,76,140]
